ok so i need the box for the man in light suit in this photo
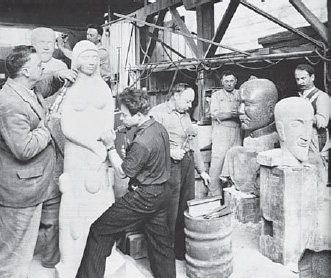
[0,45,76,278]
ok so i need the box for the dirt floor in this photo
[29,216,300,278]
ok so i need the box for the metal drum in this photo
[184,208,233,278]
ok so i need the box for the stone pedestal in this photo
[258,154,318,268]
[224,186,260,224]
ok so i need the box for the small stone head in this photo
[275,97,314,162]
[238,78,278,131]
[72,40,99,76]
[31,27,56,63]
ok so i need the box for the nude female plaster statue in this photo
[55,40,121,277]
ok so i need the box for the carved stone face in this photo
[275,97,314,162]
[31,28,56,63]
[77,50,99,76]
[238,79,278,131]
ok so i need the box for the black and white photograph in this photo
[0,0,329,277]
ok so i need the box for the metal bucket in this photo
[184,208,233,278]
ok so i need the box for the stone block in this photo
[259,164,318,268]
[224,186,260,224]
[117,232,148,260]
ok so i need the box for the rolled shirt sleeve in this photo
[315,92,329,129]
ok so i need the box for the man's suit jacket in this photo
[0,77,59,207]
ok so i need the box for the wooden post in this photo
[196,3,214,56]
[196,2,215,123]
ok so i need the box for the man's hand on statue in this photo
[200,171,211,186]
[170,148,185,161]
[100,128,116,150]
[57,69,78,84]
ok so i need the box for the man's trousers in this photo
[167,152,195,260]
[0,199,59,278]
[76,184,176,278]
[209,124,242,196]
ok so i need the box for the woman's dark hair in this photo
[119,88,150,116]
[5,45,36,79]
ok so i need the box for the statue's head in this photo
[239,79,278,131]
[72,40,99,76]
[275,97,313,162]
[31,27,56,63]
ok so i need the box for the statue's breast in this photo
[69,82,109,112]
[90,92,108,110]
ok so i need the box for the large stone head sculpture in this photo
[275,97,314,162]
[239,79,278,131]
[31,27,56,63]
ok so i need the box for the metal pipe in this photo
[128,50,316,71]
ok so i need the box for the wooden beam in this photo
[135,0,183,20]
[239,0,325,49]
[205,0,240,58]
[142,10,167,64]
[134,0,224,19]
[289,0,328,45]
[169,6,203,58]
[182,0,218,10]
[196,2,215,55]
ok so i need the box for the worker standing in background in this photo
[208,70,242,197]
[294,64,329,158]
[57,23,111,84]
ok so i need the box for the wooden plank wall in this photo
[106,21,137,94]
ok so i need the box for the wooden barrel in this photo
[184,208,233,278]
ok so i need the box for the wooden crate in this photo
[224,186,260,224]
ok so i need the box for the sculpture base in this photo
[224,186,260,224]
[259,164,318,268]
